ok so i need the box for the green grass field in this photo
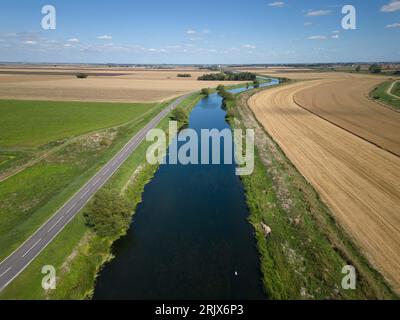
[371,80,400,110]
[392,81,400,97]
[0,93,203,300]
[0,100,159,148]
[0,99,169,261]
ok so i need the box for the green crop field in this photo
[0,100,158,148]
[0,99,168,261]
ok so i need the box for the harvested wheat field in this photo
[294,78,400,156]
[248,80,400,293]
[0,67,242,102]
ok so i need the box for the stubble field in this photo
[0,66,244,103]
[248,78,400,294]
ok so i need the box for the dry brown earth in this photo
[294,78,400,156]
[0,67,244,102]
[248,80,400,293]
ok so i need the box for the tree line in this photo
[198,72,256,81]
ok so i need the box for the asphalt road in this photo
[0,93,190,292]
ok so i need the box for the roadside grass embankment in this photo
[224,85,397,299]
[0,100,169,262]
[0,93,203,300]
[371,80,400,110]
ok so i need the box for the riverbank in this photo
[0,93,203,300]
[92,84,266,299]
[225,84,397,299]
[370,80,400,111]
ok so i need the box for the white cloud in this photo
[306,10,331,17]
[67,38,79,42]
[332,30,340,34]
[381,1,400,12]
[304,22,313,26]
[64,43,73,47]
[24,40,37,45]
[189,37,203,41]
[166,45,181,49]
[268,1,285,7]
[387,22,400,28]
[307,35,327,40]
[186,29,196,35]
[242,44,256,49]
[97,35,112,40]
[203,29,211,34]
[332,34,339,39]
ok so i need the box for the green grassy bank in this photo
[370,80,400,110]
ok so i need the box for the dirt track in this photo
[294,78,400,156]
[248,81,400,293]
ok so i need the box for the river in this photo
[94,79,278,300]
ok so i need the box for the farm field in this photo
[243,67,393,80]
[293,78,400,156]
[0,66,244,103]
[248,80,400,294]
[0,99,161,148]
[0,99,168,260]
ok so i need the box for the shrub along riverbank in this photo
[0,93,203,300]
[223,83,397,299]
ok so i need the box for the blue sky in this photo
[0,0,399,64]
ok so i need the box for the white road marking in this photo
[22,239,42,258]
[0,267,11,278]
[47,216,64,233]
[66,203,76,214]
[80,188,90,200]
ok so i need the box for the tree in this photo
[198,72,256,81]
[76,73,88,79]
[253,80,260,88]
[217,84,225,92]
[369,64,382,74]
[219,90,235,109]
[220,91,234,101]
[170,107,189,124]
[355,65,361,72]
[201,88,210,96]
[84,189,132,238]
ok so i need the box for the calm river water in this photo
[94,79,278,299]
